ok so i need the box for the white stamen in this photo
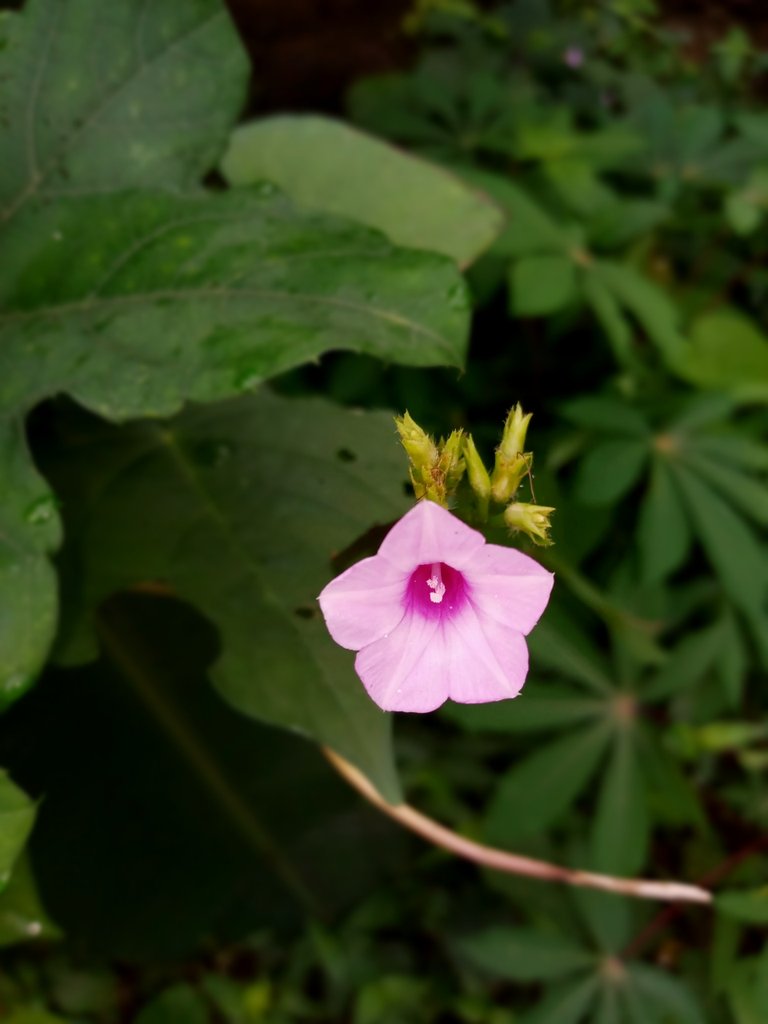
[426,563,446,604]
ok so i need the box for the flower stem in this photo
[323,747,712,906]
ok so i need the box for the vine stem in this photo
[323,748,712,906]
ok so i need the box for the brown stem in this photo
[324,748,712,906]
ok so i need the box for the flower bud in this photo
[395,415,465,506]
[462,434,491,521]
[439,429,466,496]
[491,405,533,503]
[504,502,555,546]
[396,412,438,500]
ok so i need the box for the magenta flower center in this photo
[407,562,467,619]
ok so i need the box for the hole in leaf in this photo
[294,606,317,620]
[336,448,356,463]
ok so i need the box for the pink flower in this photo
[318,501,554,713]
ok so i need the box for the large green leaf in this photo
[1,189,467,419]
[0,0,470,705]
[45,392,412,799]
[221,115,503,267]
[0,0,248,218]
[0,595,404,958]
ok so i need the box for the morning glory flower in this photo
[318,500,554,713]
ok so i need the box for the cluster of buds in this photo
[395,413,465,506]
[395,405,554,546]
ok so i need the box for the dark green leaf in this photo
[522,976,600,1024]
[0,0,247,215]
[455,169,573,258]
[455,926,594,982]
[671,463,768,617]
[717,887,768,924]
[559,397,650,438]
[686,433,768,472]
[2,190,467,419]
[441,686,604,734]
[0,596,404,958]
[135,985,207,1024]
[575,439,648,506]
[590,730,648,875]
[626,964,705,1024]
[582,272,634,365]
[0,418,61,705]
[679,452,768,528]
[588,262,686,364]
[510,255,577,316]
[0,188,467,702]
[0,0,469,708]
[485,722,611,843]
[47,393,409,799]
[637,457,691,584]
[528,619,613,695]
[683,311,768,399]
[221,115,503,267]
[645,623,724,700]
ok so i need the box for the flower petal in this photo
[377,500,486,572]
[354,611,447,712]
[466,543,554,635]
[444,604,530,704]
[318,555,408,650]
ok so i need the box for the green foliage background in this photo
[1,0,768,1021]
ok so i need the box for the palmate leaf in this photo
[484,721,612,845]
[0,0,470,703]
[44,392,415,800]
[454,926,595,982]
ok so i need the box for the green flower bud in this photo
[504,502,555,546]
[439,429,466,495]
[395,414,465,506]
[462,434,491,521]
[396,412,438,500]
[491,404,533,503]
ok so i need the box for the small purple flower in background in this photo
[563,46,585,69]
[318,501,554,713]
